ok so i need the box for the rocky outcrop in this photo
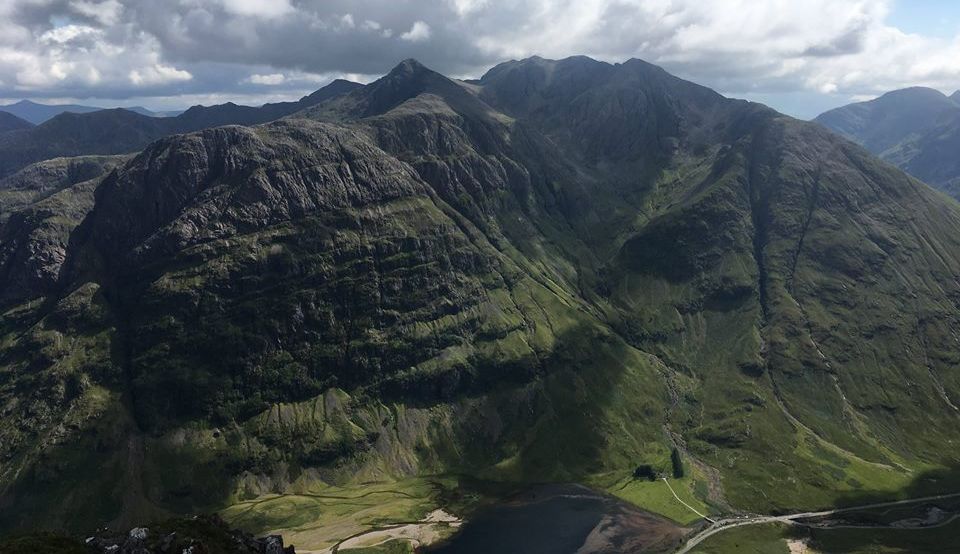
[0,156,122,221]
[0,516,295,553]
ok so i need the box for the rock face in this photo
[0,156,123,305]
[2,56,960,533]
[815,87,960,198]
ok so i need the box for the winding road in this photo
[661,478,715,523]
[675,491,960,553]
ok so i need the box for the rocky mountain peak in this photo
[389,58,429,76]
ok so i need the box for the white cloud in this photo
[246,72,286,85]
[129,63,192,86]
[70,0,123,26]
[400,20,431,42]
[448,0,488,17]
[218,0,293,19]
[40,24,102,45]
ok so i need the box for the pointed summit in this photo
[389,58,429,76]
[341,58,486,119]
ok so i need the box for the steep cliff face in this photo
[2,57,960,532]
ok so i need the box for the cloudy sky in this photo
[0,0,959,118]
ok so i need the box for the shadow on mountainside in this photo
[831,462,960,508]
[777,463,960,553]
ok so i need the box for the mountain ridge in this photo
[0,111,33,133]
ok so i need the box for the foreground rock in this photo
[0,516,295,554]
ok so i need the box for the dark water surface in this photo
[427,483,682,554]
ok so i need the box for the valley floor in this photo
[217,475,960,554]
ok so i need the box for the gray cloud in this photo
[0,0,958,115]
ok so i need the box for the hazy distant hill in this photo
[0,99,173,124]
[815,87,960,198]
[0,80,363,178]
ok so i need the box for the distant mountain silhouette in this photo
[0,99,172,124]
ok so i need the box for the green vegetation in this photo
[806,518,960,553]
[689,524,791,554]
[634,465,657,481]
[221,478,450,552]
[342,541,417,554]
[672,448,685,479]
[592,469,714,525]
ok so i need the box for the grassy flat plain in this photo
[220,472,711,551]
[221,478,452,552]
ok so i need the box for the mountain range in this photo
[815,87,960,198]
[2,56,960,550]
[0,99,172,124]
[0,79,363,179]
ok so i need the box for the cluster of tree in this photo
[633,448,684,482]
[671,447,685,478]
[633,464,657,481]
